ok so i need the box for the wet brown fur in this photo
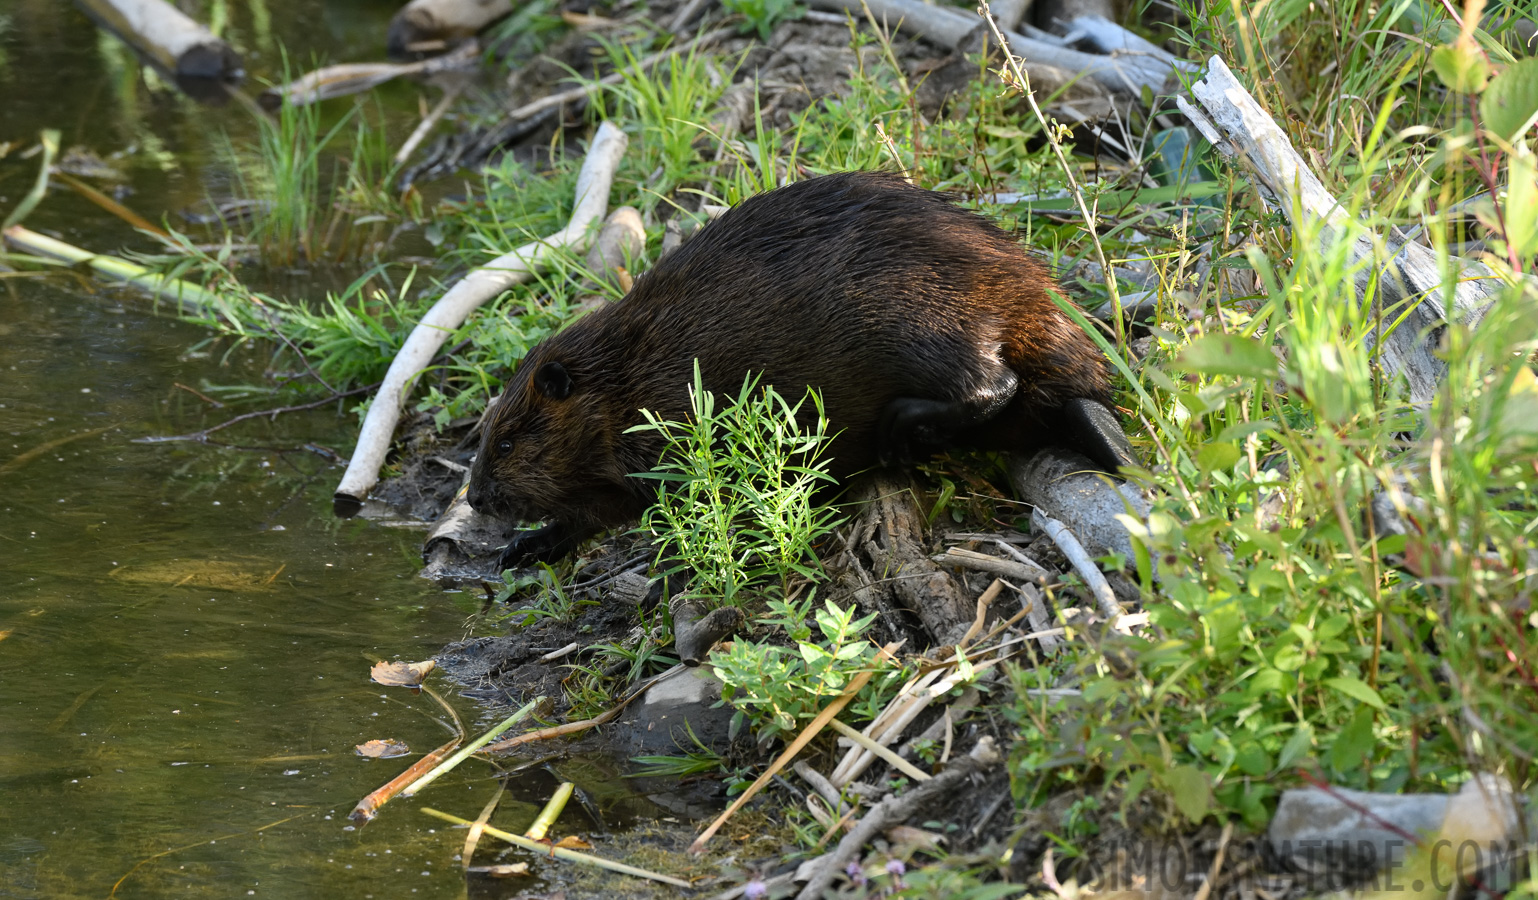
[467,172,1119,555]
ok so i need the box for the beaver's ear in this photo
[533,361,573,400]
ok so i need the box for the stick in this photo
[826,718,931,783]
[403,697,542,796]
[1031,508,1125,625]
[806,0,1188,96]
[2,225,224,315]
[932,547,1048,585]
[395,80,468,166]
[793,739,1001,900]
[1181,55,1509,405]
[350,735,462,824]
[421,808,691,887]
[75,0,242,82]
[523,782,575,841]
[484,664,682,752]
[461,783,504,871]
[333,121,627,510]
[689,642,901,854]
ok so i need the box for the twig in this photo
[1031,508,1126,626]
[958,578,1004,650]
[135,382,378,444]
[3,224,225,316]
[1193,820,1234,900]
[484,664,682,753]
[172,382,224,407]
[350,735,462,824]
[690,642,901,854]
[826,718,931,783]
[502,28,733,125]
[395,80,468,167]
[932,547,1048,585]
[335,121,628,507]
[403,697,542,796]
[462,783,505,871]
[0,422,119,477]
[421,807,691,887]
[523,782,575,840]
[793,739,1001,900]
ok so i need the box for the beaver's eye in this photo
[498,440,513,454]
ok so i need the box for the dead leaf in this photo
[885,824,946,853]
[467,863,531,877]
[355,739,411,759]
[551,835,593,850]
[370,659,435,686]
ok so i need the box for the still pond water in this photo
[0,3,666,897]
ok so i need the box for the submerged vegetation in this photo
[5,0,1537,894]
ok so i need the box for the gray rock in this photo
[612,666,736,759]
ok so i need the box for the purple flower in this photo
[885,859,906,877]
[743,879,768,899]
[845,861,867,886]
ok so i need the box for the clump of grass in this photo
[631,364,843,608]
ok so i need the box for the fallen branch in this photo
[1179,55,1508,405]
[523,781,575,840]
[349,735,462,824]
[1008,448,1152,571]
[793,738,1002,900]
[334,121,628,512]
[389,0,513,56]
[395,81,469,166]
[3,225,225,316]
[484,664,682,753]
[1031,508,1125,625]
[826,718,931,783]
[403,697,542,796]
[806,0,1191,96]
[421,807,692,887]
[932,546,1048,585]
[76,0,242,83]
[135,382,379,444]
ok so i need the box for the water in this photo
[0,4,666,897]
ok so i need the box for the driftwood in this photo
[261,43,479,109]
[334,122,628,513]
[75,0,242,86]
[388,0,513,56]
[835,474,975,646]
[804,0,1193,97]
[671,597,745,666]
[1009,449,1151,565]
[1179,56,1507,407]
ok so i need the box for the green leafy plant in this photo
[632,363,843,607]
[722,0,802,42]
[494,564,596,625]
[710,593,895,743]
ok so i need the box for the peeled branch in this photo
[76,0,242,87]
[333,121,628,514]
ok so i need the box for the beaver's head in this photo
[467,343,642,530]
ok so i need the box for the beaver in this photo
[467,171,1135,569]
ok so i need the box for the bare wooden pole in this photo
[74,0,242,83]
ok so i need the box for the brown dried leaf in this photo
[370,659,435,686]
[550,835,593,850]
[885,824,946,853]
[467,863,531,878]
[354,739,411,759]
